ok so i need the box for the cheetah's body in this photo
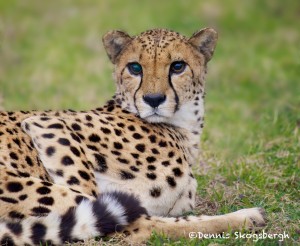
[0,28,266,245]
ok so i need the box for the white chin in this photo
[143,115,168,123]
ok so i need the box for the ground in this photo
[0,0,299,245]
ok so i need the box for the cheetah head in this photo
[103,28,217,130]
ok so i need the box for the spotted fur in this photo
[0,28,266,245]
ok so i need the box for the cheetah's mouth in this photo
[144,114,167,123]
[140,109,171,123]
[136,99,176,123]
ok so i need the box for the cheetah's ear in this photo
[188,28,218,62]
[102,30,133,64]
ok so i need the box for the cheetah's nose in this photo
[143,93,166,108]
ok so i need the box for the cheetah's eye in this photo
[170,61,186,74]
[128,62,143,75]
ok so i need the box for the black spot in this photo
[117,158,129,164]
[131,153,139,159]
[36,186,51,195]
[71,123,81,131]
[87,144,98,151]
[12,138,21,147]
[70,146,81,157]
[136,160,142,166]
[130,166,139,172]
[172,168,183,177]
[58,138,70,146]
[85,115,92,121]
[33,122,43,128]
[132,133,143,139]
[31,206,51,215]
[111,150,121,156]
[168,151,175,158]
[19,194,28,200]
[188,191,192,199]
[9,152,18,160]
[94,153,108,173]
[148,135,156,143]
[120,170,135,180]
[101,127,111,134]
[56,170,64,176]
[0,235,15,246]
[135,144,145,152]
[67,176,80,185]
[31,222,47,244]
[150,187,161,198]
[166,176,176,187]
[88,134,101,142]
[42,133,55,139]
[146,173,157,180]
[151,148,160,154]
[78,170,90,181]
[122,137,129,143]
[61,156,74,166]
[10,163,18,169]
[92,190,97,198]
[140,126,150,133]
[176,157,182,164]
[76,132,85,140]
[41,182,53,187]
[114,142,123,149]
[25,156,34,166]
[46,146,55,156]
[38,196,54,206]
[75,195,86,204]
[0,197,18,204]
[6,171,18,177]
[9,211,25,219]
[85,122,94,128]
[48,123,64,129]
[159,140,167,147]
[70,133,81,143]
[146,156,156,163]
[128,125,135,131]
[17,171,30,178]
[117,122,125,128]
[100,119,108,125]
[107,105,115,112]
[147,165,156,171]
[70,188,81,194]
[162,161,170,166]
[6,182,23,192]
[26,181,34,186]
[40,117,50,121]
[81,161,89,170]
[114,129,122,136]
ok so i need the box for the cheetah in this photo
[0,28,266,245]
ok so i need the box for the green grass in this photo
[1,0,299,245]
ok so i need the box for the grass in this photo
[0,0,299,245]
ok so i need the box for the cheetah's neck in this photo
[110,94,204,164]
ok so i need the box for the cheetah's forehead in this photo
[134,29,187,45]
